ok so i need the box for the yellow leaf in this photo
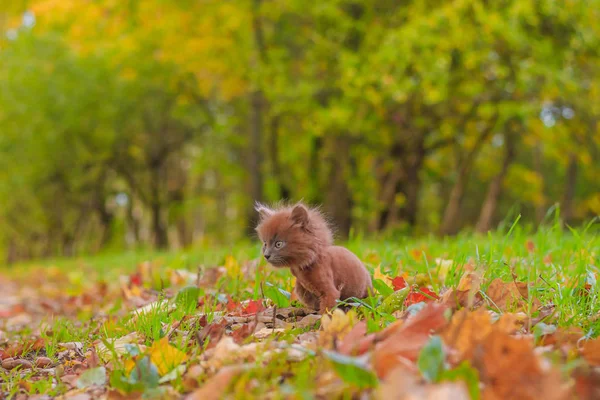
[318,309,358,349]
[373,265,393,288]
[435,258,454,282]
[224,255,242,280]
[149,337,188,376]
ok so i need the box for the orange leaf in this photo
[185,365,247,400]
[373,304,448,378]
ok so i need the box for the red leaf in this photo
[130,272,143,287]
[232,322,256,344]
[197,320,227,349]
[241,300,264,316]
[526,239,535,253]
[226,296,238,312]
[391,276,408,291]
[404,287,439,307]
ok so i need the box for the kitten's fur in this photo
[255,202,372,314]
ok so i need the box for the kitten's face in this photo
[255,204,317,268]
[260,232,291,267]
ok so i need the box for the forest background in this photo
[0,0,598,263]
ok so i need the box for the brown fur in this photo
[255,202,373,314]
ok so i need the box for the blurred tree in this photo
[0,0,598,260]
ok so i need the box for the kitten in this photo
[255,202,372,314]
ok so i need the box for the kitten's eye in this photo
[274,241,284,249]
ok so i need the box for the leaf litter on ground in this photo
[1,233,599,399]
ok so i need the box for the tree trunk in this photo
[150,166,168,249]
[325,136,353,239]
[176,218,191,248]
[475,133,516,233]
[6,239,17,265]
[246,0,266,235]
[377,143,405,230]
[270,115,291,200]
[151,201,168,249]
[398,143,426,227]
[439,170,469,236]
[309,136,324,204]
[532,144,546,224]
[561,153,578,225]
[126,193,141,244]
[439,118,497,236]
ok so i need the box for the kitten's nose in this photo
[264,253,271,260]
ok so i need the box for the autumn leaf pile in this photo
[0,239,599,399]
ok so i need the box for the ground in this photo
[0,224,599,399]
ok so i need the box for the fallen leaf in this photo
[254,328,286,339]
[149,337,188,376]
[391,276,408,291]
[405,287,439,307]
[373,265,392,286]
[435,258,454,283]
[1,358,32,370]
[440,272,484,310]
[378,365,470,400]
[580,338,600,366]
[373,304,448,378]
[241,300,264,316]
[197,319,228,348]
[319,309,359,349]
[440,309,523,362]
[337,321,375,356]
[96,332,144,362]
[76,366,107,388]
[474,330,570,400]
[573,367,600,400]
[231,322,257,344]
[159,365,187,383]
[6,337,46,357]
[185,365,248,400]
[182,364,204,391]
[295,314,321,329]
[34,357,53,368]
[485,278,539,312]
[323,350,377,389]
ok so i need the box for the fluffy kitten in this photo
[255,202,372,314]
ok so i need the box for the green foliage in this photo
[322,350,378,389]
[0,0,599,261]
[417,336,445,383]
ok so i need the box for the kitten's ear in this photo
[291,204,309,227]
[255,202,274,220]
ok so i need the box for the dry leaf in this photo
[580,338,600,366]
[374,265,394,289]
[440,272,484,310]
[486,278,539,312]
[475,330,570,400]
[373,304,448,378]
[441,309,494,362]
[337,321,375,356]
[377,365,470,400]
[318,309,358,349]
[95,332,144,362]
[149,337,188,376]
[185,364,248,400]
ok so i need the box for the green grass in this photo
[0,221,598,398]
